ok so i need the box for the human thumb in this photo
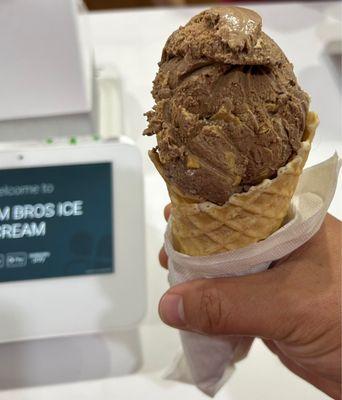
[158,269,296,340]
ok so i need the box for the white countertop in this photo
[1,2,340,399]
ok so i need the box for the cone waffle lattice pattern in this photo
[168,112,319,256]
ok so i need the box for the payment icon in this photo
[6,253,28,268]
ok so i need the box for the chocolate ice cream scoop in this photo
[144,7,309,205]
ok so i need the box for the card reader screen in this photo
[0,163,113,283]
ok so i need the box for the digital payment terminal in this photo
[0,139,145,341]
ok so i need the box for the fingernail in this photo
[159,294,185,328]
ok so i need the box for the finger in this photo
[263,340,341,399]
[262,339,281,356]
[158,216,340,338]
[164,204,171,221]
[159,246,168,269]
[158,268,299,340]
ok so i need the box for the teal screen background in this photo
[0,163,114,283]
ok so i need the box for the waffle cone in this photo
[160,111,318,256]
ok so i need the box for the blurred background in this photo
[84,0,324,10]
[85,0,245,9]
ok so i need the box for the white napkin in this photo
[164,154,341,397]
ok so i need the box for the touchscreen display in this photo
[0,163,113,283]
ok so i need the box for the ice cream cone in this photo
[145,7,317,256]
[154,111,318,256]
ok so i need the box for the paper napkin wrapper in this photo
[164,154,340,397]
